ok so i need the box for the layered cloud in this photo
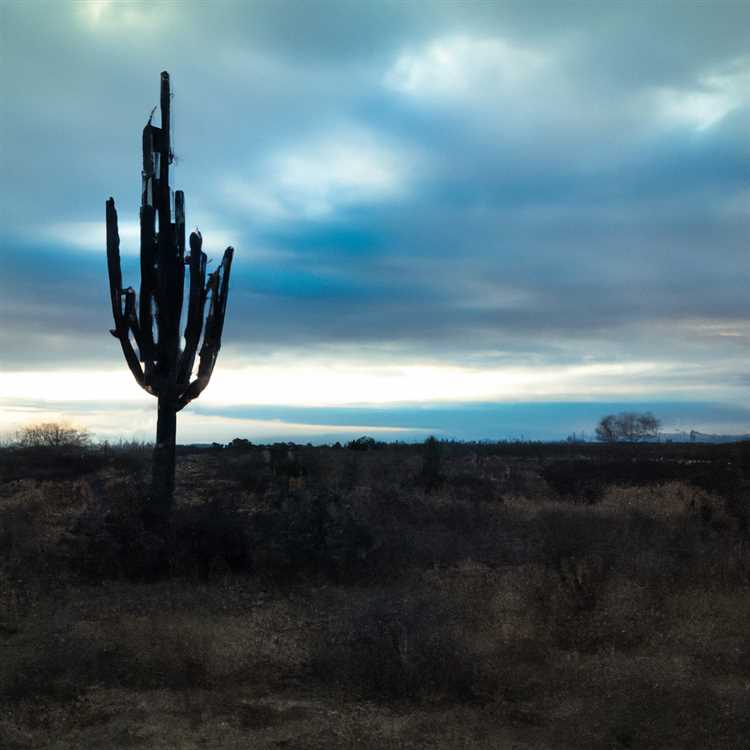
[223,125,416,221]
[1,1,748,440]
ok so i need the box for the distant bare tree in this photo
[595,412,661,443]
[594,414,618,443]
[16,422,90,449]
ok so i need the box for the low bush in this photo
[251,489,372,580]
[64,482,372,582]
[0,613,215,703]
[0,445,108,482]
[67,492,254,582]
[446,471,501,503]
[1,622,96,702]
[308,588,495,703]
[68,511,166,581]
[542,459,689,503]
[171,499,253,578]
[532,508,620,572]
[597,678,750,750]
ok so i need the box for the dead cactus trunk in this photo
[106,71,234,524]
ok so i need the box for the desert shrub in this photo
[66,485,254,581]
[171,499,252,577]
[0,622,96,702]
[690,460,743,498]
[0,498,47,577]
[66,487,169,581]
[0,493,52,634]
[362,493,526,577]
[724,492,750,534]
[662,588,750,678]
[598,482,706,521]
[526,560,605,650]
[226,437,253,450]
[687,462,749,534]
[251,489,372,580]
[309,588,495,703]
[541,460,607,502]
[446,471,501,503]
[232,450,273,495]
[520,556,668,653]
[532,508,620,572]
[613,510,679,584]
[65,480,373,581]
[0,422,109,482]
[339,452,360,491]
[0,444,107,482]
[104,439,151,475]
[542,459,689,503]
[734,440,750,475]
[269,445,305,479]
[347,436,379,451]
[420,436,443,491]
[522,508,668,650]
[295,445,328,485]
[0,613,216,703]
[87,615,213,690]
[595,678,750,750]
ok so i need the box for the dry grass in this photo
[0,444,748,748]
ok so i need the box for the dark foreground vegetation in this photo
[1,437,749,748]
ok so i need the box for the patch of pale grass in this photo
[597,481,717,521]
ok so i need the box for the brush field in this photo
[1,439,749,749]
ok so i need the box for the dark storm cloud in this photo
[1,0,748,412]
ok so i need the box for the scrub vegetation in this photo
[1,432,749,748]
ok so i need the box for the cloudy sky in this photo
[1,0,749,443]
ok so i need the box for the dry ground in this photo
[1,442,749,748]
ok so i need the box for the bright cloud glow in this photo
[82,0,111,24]
[203,360,725,406]
[654,57,750,131]
[40,215,239,256]
[225,126,414,220]
[0,359,712,413]
[43,220,140,254]
[78,0,169,31]
[385,35,547,99]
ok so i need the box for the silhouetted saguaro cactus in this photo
[106,71,234,522]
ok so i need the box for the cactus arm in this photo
[154,71,182,380]
[123,287,143,350]
[176,230,208,390]
[216,246,234,324]
[106,197,146,388]
[139,203,157,383]
[174,190,186,328]
[176,246,233,411]
[139,123,157,381]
